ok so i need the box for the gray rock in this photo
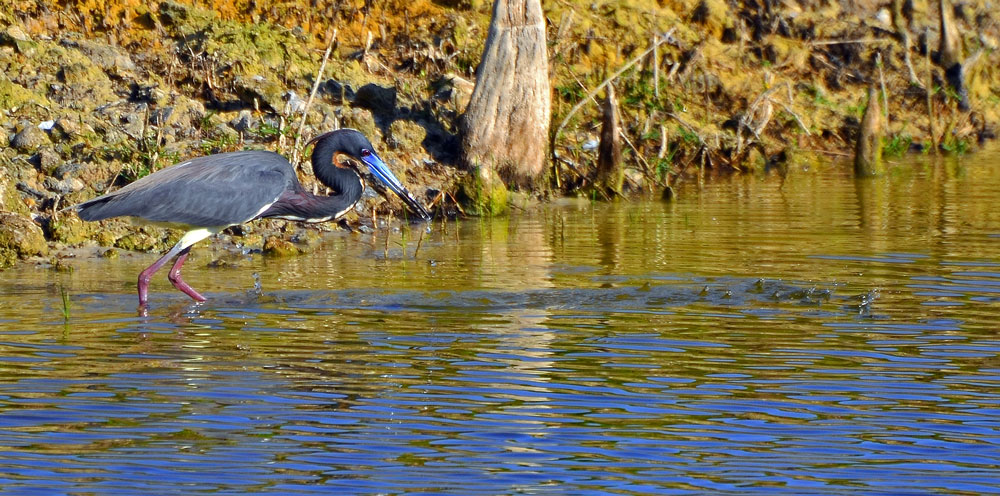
[151,107,174,126]
[53,162,84,179]
[32,149,62,173]
[121,110,145,139]
[10,125,50,151]
[16,181,53,200]
[100,127,128,146]
[61,39,138,78]
[230,110,255,132]
[43,176,85,194]
[284,90,306,115]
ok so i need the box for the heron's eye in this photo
[360,149,372,158]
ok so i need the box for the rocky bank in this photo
[1,0,998,269]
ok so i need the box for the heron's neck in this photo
[259,143,365,222]
[314,136,364,199]
[305,165,363,220]
[286,143,364,222]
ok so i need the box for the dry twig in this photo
[292,28,338,168]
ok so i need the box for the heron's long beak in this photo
[361,152,431,221]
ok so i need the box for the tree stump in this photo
[595,84,623,197]
[460,0,551,193]
[937,0,970,110]
[855,86,884,177]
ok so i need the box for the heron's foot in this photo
[167,250,206,302]
[168,275,207,302]
[186,290,208,303]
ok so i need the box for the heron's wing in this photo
[76,151,295,227]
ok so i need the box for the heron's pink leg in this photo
[138,245,184,307]
[167,246,206,302]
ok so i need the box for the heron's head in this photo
[309,129,431,221]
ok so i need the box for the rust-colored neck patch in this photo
[332,151,351,169]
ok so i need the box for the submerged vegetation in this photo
[1,0,999,267]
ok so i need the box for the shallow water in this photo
[2,150,1000,495]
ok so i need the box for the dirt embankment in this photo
[2,0,998,268]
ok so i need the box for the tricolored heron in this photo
[74,128,430,308]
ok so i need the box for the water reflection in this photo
[2,149,1000,494]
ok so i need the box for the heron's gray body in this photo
[77,151,295,228]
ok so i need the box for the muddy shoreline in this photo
[3,0,998,269]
